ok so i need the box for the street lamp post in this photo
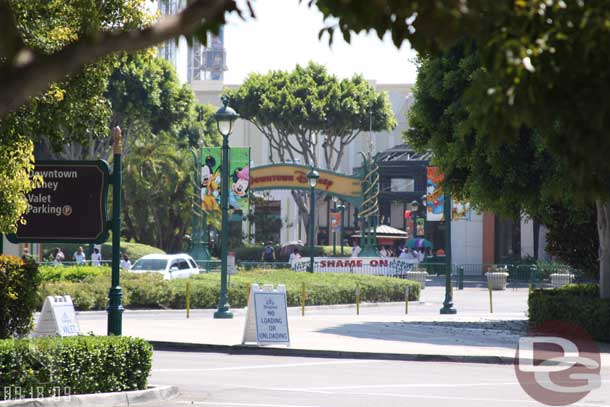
[213,96,239,319]
[307,168,320,273]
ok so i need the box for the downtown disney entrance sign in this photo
[249,164,363,206]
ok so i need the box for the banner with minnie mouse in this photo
[200,147,251,214]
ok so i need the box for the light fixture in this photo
[213,95,239,137]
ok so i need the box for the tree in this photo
[0,0,244,117]
[226,62,396,236]
[108,55,221,252]
[316,1,610,298]
[0,2,148,233]
[406,41,598,277]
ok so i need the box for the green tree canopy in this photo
[226,62,396,234]
[0,0,242,117]
[407,41,598,276]
[317,0,610,298]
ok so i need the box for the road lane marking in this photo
[153,360,373,372]
[173,402,325,407]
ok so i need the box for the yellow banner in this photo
[250,164,362,200]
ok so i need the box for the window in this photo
[390,178,415,192]
[177,260,190,270]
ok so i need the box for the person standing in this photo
[379,246,389,257]
[53,248,65,265]
[91,248,102,266]
[73,247,86,265]
[351,241,361,257]
[289,247,301,269]
[120,253,131,270]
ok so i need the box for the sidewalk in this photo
[76,287,610,364]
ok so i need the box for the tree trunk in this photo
[596,200,610,299]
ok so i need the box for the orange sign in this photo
[250,164,362,203]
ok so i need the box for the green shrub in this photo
[41,269,419,310]
[0,336,152,399]
[0,256,40,339]
[40,265,108,282]
[529,284,610,342]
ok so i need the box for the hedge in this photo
[0,336,152,400]
[529,284,610,342]
[233,245,353,262]
[39,267,420,310]
[0,256,40,339]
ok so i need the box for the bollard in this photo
[355,284,360,315]
[186,281,191,319]
[301,282,306,316]
[458,266,464,290]
[405,285,409,315]
[530,265,537,290]
[488,278,493,314]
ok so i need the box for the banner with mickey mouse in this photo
[201,147,251,214]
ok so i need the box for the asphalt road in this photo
[147,351,610,407]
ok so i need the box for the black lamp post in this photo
[307,168,320,273]
[213,96,239,319]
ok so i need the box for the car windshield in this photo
[130,259,168,271]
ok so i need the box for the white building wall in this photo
[451,212,484,270]
[520,217,535,258]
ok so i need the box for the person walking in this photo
[91,248,102,266]
[261,241,276,262]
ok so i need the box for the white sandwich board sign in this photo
[32,295,80,337]
[242,284,290,346]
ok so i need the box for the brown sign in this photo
[8,161,110,243]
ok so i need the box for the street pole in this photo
[108,127,124,335]
[307,168,319,273]
[309,185,315,272]
[213,96,238,319]
[190,146,211,263]
[214,132,233,319]
[338,204,345,256]
[440,191,456,314]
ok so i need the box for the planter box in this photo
[486,272,509,290]
[550,273,574,288]
[405,271,428,288]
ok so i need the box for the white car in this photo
[129,253,200,280]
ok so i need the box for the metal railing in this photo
[193,259,221,272]
[238,261,292,270]
[39,260,113,267]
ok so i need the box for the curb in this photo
[0,385,178,407]
[149,340,515,365]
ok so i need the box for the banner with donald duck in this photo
[426,166,445,221]
[201,147,250,214]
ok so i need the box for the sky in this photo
[223,0,418,85]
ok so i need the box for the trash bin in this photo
[405,271,428,289]
[550,273,573,288]
[486,272,509,290]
